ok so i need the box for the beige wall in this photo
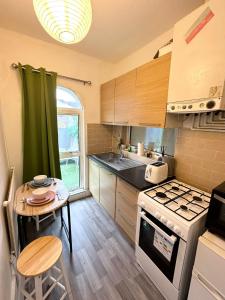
[0,105,12,299]
[102,29,173,81]
[175,128,225,192]
[0,27,113,184]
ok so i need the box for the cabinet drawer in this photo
[117,178,138,204]
[116,207,136,242]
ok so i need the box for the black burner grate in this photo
[144,181,210,221]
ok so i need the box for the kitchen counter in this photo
[88,154,165,191]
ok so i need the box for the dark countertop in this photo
[88,154,163,191]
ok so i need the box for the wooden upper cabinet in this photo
[133,53,171,127]
[100,79,115,124]
[114,70,136,125]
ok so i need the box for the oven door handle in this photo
[139,211,177,245]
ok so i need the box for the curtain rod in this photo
[11,63,92,86]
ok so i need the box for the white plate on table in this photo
[27,191,55,206]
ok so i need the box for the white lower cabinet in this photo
[89,159,138,241]
[188,232,225,300]
[89,160,100,202]
[99,167,116,218]
[188,272,221,300]
[115,178,138,242]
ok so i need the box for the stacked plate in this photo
[28,175,53,188]
[27,188,55,206]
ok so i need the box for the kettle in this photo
[145,162,168,184]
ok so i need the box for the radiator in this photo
[3,167,19,258]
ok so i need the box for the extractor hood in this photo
[167,0,225,114]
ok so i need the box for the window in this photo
[56,86,84,192]
[130,127,177,156]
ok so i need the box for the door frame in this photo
[57,106,85,192]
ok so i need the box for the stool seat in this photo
[17,236,62,277]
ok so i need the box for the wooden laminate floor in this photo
[26,197,164,300]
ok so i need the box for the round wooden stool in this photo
[17,236,72,299]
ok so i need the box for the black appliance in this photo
[206,181,225,239]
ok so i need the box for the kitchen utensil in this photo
[145,162,168,184]
[20,197,27,210]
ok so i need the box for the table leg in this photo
[22,216,27,242]
[17,215,26,250]
[60,207,63,227]
[67,201,72,253]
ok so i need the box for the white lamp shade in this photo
[33,0,92,44]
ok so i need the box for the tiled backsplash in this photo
[112,126,130,153]
[87,124,113,154]
[175,128,225,192]
[87,124,225,193]
[87,124,129,155]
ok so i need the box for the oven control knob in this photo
[167,221,174,229]
[174,226,181,235]
[155,212,161,219]
[161,216,167,224]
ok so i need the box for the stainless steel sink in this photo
[93,152,144,171]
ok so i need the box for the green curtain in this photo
[19,64,61,183]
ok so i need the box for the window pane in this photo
[60,157,80,192]
[57,86,82,109]
[57,115,79,152]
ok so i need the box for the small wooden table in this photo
[15,179,73,252]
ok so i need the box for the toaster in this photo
[145,162,168,184]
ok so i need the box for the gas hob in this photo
[144,180,210,221]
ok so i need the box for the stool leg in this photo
[53,210,56,220]
[34,276,43,299]
[35,216,40,232]
[18,274,25,300]
[59,256,72,300]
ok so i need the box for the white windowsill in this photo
[68,188,91,201]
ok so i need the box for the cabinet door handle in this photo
[138,122,161,127]
[139,211,177,245]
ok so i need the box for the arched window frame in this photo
[56,86,85,193]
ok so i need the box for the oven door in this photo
[138,209,180,282]
[206,193,225,239]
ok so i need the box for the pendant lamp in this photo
[33,0,92,44]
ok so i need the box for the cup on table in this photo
[32,187,49,200]
[33,175,47,185]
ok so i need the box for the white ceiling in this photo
[0,0,203,62]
